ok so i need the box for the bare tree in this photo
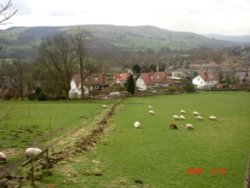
[0,0,17,50]
[0,0,17,25]
[69,27,98,98]
[0,59,33,99]
[38,34,75,98]
[13,60,33,100]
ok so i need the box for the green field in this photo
[1,92,250,188]
[42,91,250,188]
[0,100,111,159]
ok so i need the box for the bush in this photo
[184,82,196,93]
[29,87,48,101]
[126,75,135,95]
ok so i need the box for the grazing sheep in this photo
[173,115,180,120]
[180,110,186,114]
[209,116,217,120]
[0,152,7,162]
[102,105,107,109]
[134,121,141,129]
[196,115,203,120]
[169,123,178,129]
[25,147,42,160]
[149,110,155,115]
[180,115,186,120]
[193,111,200,116]
[186,124,194,130]
[148,105,153,110]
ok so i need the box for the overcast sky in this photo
[3,0,250,35]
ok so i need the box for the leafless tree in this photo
[0,0,17,25]
[0,0,17,50]
[69,27,98,98]
[0,59,32,99]
[38,35,75,98]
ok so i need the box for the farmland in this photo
[1,92,250,187]
[0,100,111,161]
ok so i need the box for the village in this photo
[1,58,250,100]
[68,60,250,99]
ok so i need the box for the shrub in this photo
[126,75,135,95]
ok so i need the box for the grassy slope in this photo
[42,92,250,188]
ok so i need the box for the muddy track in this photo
[48,100,120,164]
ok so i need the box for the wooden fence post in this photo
[30,160,34,186]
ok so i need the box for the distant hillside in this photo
[207,34,250,44]
[0,25,245,58]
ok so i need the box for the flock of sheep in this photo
[134,105,217,130]
[0,104,217,163]
[0,147,42,164]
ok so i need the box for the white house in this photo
[192,72,218,89]
[68,75,89,99]
[136,77,147,91]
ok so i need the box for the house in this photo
[85,73,108,94]
[136,77,147,91]
[234,72,249,84]
[68,73,108,98]
[192,72,219,89]
[113,71,168,91]
[168,71,187,80]
[140,72,167,87]
[113,73,129,84]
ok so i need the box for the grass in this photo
[1,92,249,187]
[0,100,111,153]
[41,91,250,188]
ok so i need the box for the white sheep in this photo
[149,110,155,115]
[186,124,194,130]
[180,110,186,114]
[196,115,203,120]
[25,147,42,160]
[180,115,186,120]
[193,111,200,116]
[0,152,7,162]
[148,105,153,110]
[209,116,217,120]
[173,115,180,120]
[134,121,141,129]
[102,105,107,109]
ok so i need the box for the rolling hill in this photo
[0,25,246,58]
[207,34,250,44]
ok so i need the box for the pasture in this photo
[42,91,250,188]
[0,100,110,160]
[0,92,249,187]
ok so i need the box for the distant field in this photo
[42,91,250,188]
[0,100,110,153]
